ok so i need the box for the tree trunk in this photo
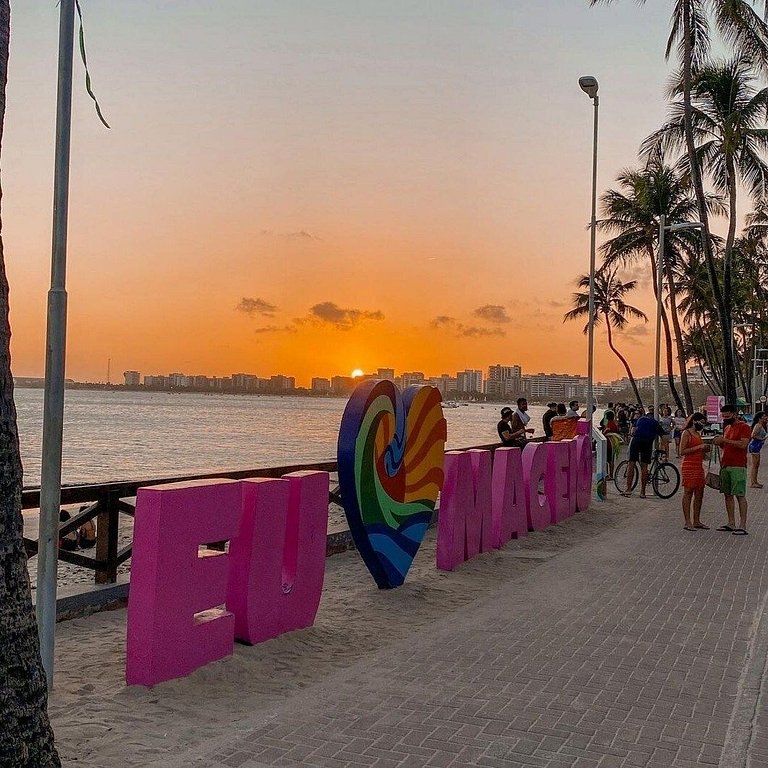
[0,2,61,764]
[724,154,739,404]
[665,260,694,412]
[682,0,736,403]
[605,315,644,407]
[647,244,684,412]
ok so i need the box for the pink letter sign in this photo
[523,443,551,531]
[126,479,241,687]
[227,471,328,645]
[575,435,592,512]
[437,450,493,571]
[491,447,527,547]
[545,441,571,524]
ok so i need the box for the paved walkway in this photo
[154,485,768,768]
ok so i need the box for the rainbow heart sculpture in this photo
[337,380,447,589]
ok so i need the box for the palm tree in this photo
[597,161,725,412]
[564,268,648,406]
[0,3,61,765]
[589,0,768,406]
[642,56,768,403]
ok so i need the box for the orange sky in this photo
[5,2,676,386]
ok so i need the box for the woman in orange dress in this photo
[680,413,710,531]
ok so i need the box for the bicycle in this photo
[613,448,680,499]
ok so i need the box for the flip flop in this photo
[717,525,735,532]
[683,526,696,531]
[620,492,633,498]
[694,523,710,530]
[639,494,647,499]
[733,529,749,535]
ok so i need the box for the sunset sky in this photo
[6,1,683,386]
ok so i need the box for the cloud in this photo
[548,299,568,309]
[621,324,650,339]
[253,325,296,334]
[460,326,505,337]
[260,229,321,241]
[430,316,505,337]
[472,305,511,324]
[237,297,278,317]
[299,301,385,330]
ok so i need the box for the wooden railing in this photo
[22,441,510,585]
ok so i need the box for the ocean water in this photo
[15,389,549,487]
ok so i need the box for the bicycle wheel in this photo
[652,461,680,499]
[614,460,638,495]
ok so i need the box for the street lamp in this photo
[579,75,599,425]
[654,216,704,420]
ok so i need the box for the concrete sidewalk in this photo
[167,486,768,768]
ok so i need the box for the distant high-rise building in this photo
[232,373,259,391]
[270,374,295,391]
[428,374,458,397]
[331,375,355,395]
[123,370,141,387]
[485,364,523,398]
[456,369,483,394]
[376,368,395,380]
[193,375,212,389]
[143,375,168,389]
[401,371,425,389]
[311,377,331,393]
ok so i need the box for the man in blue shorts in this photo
[624,406,665,498]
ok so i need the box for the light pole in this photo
[579,75,599,426]
[654,218,704,420]
[38,0,76,690]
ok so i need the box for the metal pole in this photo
[654,215,665,421]
[586,95,599,425]
[37,0,76,691]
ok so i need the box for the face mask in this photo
[694,422,704,432]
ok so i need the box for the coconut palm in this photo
[564,268,648,406]
[0,3,61,765]
[590,0,768,406]
[642,56,768,403]
[597,161,725,412]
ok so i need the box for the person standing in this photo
[659,406,674,456]
[679,413,710,531]
[623,406,665,498]
[566,400,580,419]
[672,408,687,458]
[748,411,768,489]
[713,403,752,535]
[542,402,557,441]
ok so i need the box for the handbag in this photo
[706,445,721,491]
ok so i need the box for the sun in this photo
[351,369,364,378]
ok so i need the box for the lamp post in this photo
[654,218,704,421]
[579,75,599,426]
[37,0,76,690]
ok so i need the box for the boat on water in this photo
[442,401,460,409]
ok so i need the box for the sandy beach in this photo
[47,494,631,767]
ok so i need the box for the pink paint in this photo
[126,479,241,687]
[523,443,551,531]
[544,441,571,523]
[227,471,328,645]
[468,450,494,555]
[567,439,579,517]
[575,435,592,512]
[491,447,527,547]
[576,419,591,435]
[437,450,496,571]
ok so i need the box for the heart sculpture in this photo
[337,380,447,589]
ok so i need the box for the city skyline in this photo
[6,2,678,385]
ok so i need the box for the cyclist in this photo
[623,406,665,499]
